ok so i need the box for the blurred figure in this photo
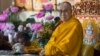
[45,2,83,56]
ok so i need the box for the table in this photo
[0,50,38,56]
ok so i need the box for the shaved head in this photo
[60,2,72,12]
[60,2,72,21]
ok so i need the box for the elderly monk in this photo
[45,2,83,56]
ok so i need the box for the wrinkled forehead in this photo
[60,2,71,11]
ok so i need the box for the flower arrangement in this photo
[0,3,59,48]
[0,6,19,22]
[29,3,56,47]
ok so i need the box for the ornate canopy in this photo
[73,0,100,15]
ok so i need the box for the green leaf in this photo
[26,18,35,23]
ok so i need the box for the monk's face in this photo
[60,2,72,21]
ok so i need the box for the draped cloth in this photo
[45,16,83,56]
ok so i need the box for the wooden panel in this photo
[0,0,12,13]
[15,0,33,10]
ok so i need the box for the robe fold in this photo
[45,16,83,56]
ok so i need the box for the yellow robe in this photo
[45,16,83,56]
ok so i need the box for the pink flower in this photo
[0,23,6,30]
[45,15,54,20]
[6,23,15,30]
[32,22,42,30]
[3,8,10,14]
[44,3,53,11]
[10,6,19,12]
[36,11,45,18]
[0,14,8,21]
